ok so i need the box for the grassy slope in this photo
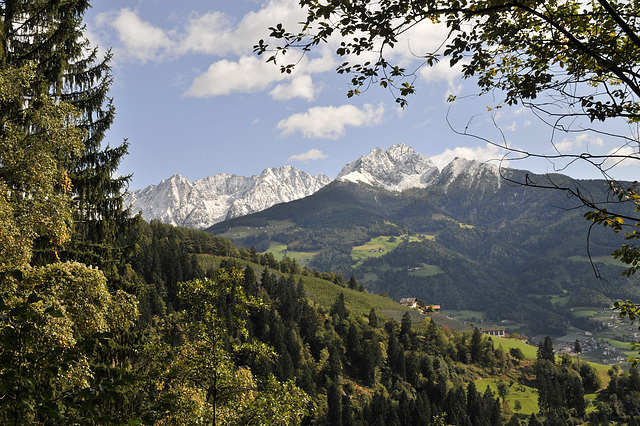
[300,274,412,317]
[268,242,319,262]
[214,220,295,240]
[476,337,611,417]
[351,236,403,262]
[475,377,539,416]
[197,254,414,319]
[493,337,539,360]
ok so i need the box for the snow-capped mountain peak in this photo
[336,143,440,191]
[439,157,501,187]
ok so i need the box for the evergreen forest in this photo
[3,1,640,425]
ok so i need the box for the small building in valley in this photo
[399,297,418,308]
[480,326,506,337]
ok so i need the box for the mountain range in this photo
[200,145,637,338]
[125,142,640,337]
[125,143,502,229]
[125,165,332,229]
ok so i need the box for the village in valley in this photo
[399,296,630,365]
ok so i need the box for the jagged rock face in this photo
[125,166,332,229]
[336,143,440,191]
[438,157,501,191]
[126,144,502,229]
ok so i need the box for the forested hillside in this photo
[10,212,636,424]
[3,0,640,424]
[208,177,638,338]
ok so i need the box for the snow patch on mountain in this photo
[439,157,501,190]
[125,166,331,229]
[336,143,440,191]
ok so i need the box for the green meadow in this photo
[300,274,412,318]
[351,234,434,263]
[493,338,539,360]
[408,263,444,277]
[267,242,318,261]
[475,378,539,416]
[217,219,294,239]
[445,310,486,322]
[351,236,404,262]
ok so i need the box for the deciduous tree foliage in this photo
[0,2,141,421]
[0,65,84,271]
[257,0,640,119]
[145,268,310,425]
[0,262,138,424]
[0,63,141,423]
[257,0,640,360]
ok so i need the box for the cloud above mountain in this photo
[430,144,507,170]
[277,104,385,139]
[91,0,459,102]
[288,149,328,163]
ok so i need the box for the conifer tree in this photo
[537,336,556,362]
[401,311,412,336]
[0,5,145,421]
[347,274,359,290]
[327,380,342,426]
[368,307,378,328]
[470,327,484,363]
[330,292,349,319]
[0,0,136,281]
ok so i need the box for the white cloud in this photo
[554,133,604,152]
[96,8,175,63]
[94,0,307,60]
[431,144,507,169]
[179,1,331,98]
[178,11,233,55]
[186,44,332,98]
[602,145,640,169]
[270,75,316,101]
[185,55,288,97]
[288,148,328,163]
[179,0,306,56]
[92,1,463,99]
[303,45,340,73]
[419,59,465,85]
[382,19,466,93]
[387,19,452,65]
[277,104,385,139]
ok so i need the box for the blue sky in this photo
[85,0,639,190]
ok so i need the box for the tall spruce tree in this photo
[0,3,143,421]
[0,1,137,283]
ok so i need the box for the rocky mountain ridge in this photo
[126,144,500,229]
[125,166,332,229]
[336,143,501,191]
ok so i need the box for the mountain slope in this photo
[207,161,635,337]
[126,143,504,230]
